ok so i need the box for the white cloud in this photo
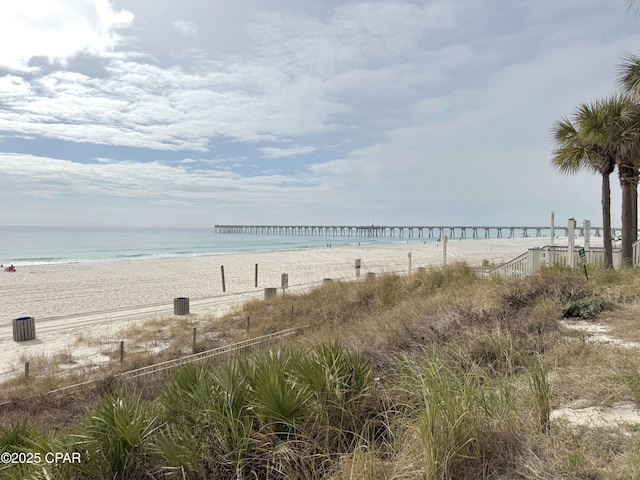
[0,56,346,150]
[0,1,475,151]
[0,1,637,226]
[0,153,319,208]
[0,0,134,71]
[172,20,198,38]
[260,146,316,158]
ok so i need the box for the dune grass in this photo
[2,263,640,478]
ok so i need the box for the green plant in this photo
[0,421,39,478]
[619,370,640,405]
[206,359,256,477]
[247,348,312,437]
[560,298,605,319]
[393,350,485,479]
[150,424,203,479]
[527,355,552,434]
[161,364,213,430]
[74,392,160,479]
[296,341,376,452]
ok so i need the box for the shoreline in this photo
[0,236,593,375]
[0,236,588,319]
[3,229,575,268]
[5,237,436,268]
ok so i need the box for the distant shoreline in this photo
[1,224,455,267]
[0,236,595,373]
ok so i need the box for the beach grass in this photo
[2,264,640,478]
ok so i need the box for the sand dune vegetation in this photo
[3,263,640,479]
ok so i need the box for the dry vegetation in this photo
[3,263,640,479]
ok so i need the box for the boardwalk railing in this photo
[634,239,640,266]
[486,245,628,279]
[487,251,530,280]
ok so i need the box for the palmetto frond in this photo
[551,145,591,174]
[626,0,640,15]
[551,96,639,174]
[552,116,577,144]
[577,95,635,144]
[619,52,640,101]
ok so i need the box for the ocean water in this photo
[0,226,436,266]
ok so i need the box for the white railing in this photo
[542,246,622,269]
[488,251,529,280]
[634,239,640,266]
[486,245,625,279]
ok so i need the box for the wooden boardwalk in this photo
[214,224,610,239]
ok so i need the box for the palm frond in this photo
[625,0,640,17]
[551,146,588,174]
[618,52,640,100]
[551,117,577,145]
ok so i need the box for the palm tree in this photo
[551,97,634,268]
[617,53,640,263]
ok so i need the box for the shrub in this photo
[559,298,604,319]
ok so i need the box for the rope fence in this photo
[1,253,422,388]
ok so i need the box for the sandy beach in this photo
[0,236,586,380]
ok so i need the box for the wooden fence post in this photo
[443,236,448,265]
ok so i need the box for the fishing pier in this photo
[214,225,608,239]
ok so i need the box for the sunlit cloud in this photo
[260,146,316,158]
[0,0,134,71]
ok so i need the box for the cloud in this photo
[172,20,198,38]
[0,153,320,207]
[0,1,469,152]
[0,1,637,226]
[0,57,346,150]
[260,146,316,158]
[0,0,134,71]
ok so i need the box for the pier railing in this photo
[215,224,616,239]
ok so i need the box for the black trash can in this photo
[13,316,36,341]
[174,297,190,315]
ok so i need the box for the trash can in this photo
[366,272,376,279]
[264,288,277,300]
[13,316,36,341]
[174,297,190,315]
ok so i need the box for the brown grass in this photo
[3,264,640,478]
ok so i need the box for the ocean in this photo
[0,225,437,266]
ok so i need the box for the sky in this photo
[1,0,639,228]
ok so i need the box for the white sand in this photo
[0,236,580,380]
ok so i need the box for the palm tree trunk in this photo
[620,166,635,266]
[602,172,613,268]
[633,175,638,243]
